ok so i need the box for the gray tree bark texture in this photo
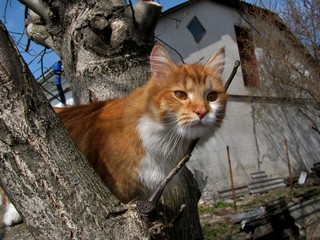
[0,21,148,239]
[1,0,204,239]
[23,0,162,104]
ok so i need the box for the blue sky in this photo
[0,0,255,78]
[1,0,58,78]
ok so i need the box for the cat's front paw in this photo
[3,203,23,227]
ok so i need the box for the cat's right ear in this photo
[204,48,225,78]
[150,44,175,79]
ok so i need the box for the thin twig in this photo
[24,6,31,52]
[224,60,240,91]
[162,204,186,231]
[149,138,200,205]
[155,36,185,64]
[36,48,61,102]
[128,0,136,24]
[2,0,11,24]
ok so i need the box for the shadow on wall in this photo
[187,100,320,198]
[252,101,320,176]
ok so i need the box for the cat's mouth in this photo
[178,120,212,139]
[191,121,204,127]
[189,119,212,129]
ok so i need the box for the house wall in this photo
[188,99,320,198]
[156,0,320,198]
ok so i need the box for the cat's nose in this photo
[194,110,207,120]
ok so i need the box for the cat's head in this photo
[147,44,227,140]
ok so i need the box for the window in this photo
[187,16,206,44]
[235,25,260,87]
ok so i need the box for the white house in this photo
[155,0,320,197]
[39,0,320,198]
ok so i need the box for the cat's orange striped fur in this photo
[55,45,227,203]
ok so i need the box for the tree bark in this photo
[21,0,162,103]
[2,0,204,238]
[0,21,148,239]
[162,168,203,240]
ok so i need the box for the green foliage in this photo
[214,200,231,209]
[202,223,232,240]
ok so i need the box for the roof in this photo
[160,0,315,66]
[161,0,256,16]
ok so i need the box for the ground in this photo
[1,177,320,239]
[199,180,320,240]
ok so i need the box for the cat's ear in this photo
[150,44,175,79]
[204,48,225,78]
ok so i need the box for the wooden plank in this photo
[289,195,320,226]
[248,177,284,187]
[218,185,249,199]
[251,171,268,179]
[249,183,287,194]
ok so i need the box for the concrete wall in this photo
[188,98,320,198]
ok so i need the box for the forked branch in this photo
[19,0,51,23]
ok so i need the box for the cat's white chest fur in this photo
[3,203,23,226]
[137,116,187,197]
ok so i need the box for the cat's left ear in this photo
[150,44,175,79]
[204,48,225,78]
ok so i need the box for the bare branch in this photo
[128,0,136,24]
[137,138,199,221]
[18,0,51,22]
[155,36,185,63]
[126,0,162,42]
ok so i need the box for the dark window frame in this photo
[187,16,206,44]
[235,25,260,87]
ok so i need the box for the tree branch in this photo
[126,0,162,43]
[0,20,148,240]
[137,138,200,220]
[136,138,200,239]
[19,0,51,23]
[149,138,200,205]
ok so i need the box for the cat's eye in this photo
[207,92,218,102]
[174,91,188,100]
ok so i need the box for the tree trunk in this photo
[24,0,162,103]
[2,0,204,238]
[162,168,203,240]
[0,21,148,239]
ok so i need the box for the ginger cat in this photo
[3,45,227,226]
[56,45,227,203]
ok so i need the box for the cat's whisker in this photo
[163,126,183,157]
[170,128,185,157]
[162,118,180,126]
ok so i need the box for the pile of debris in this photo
[238,187,320,239]
[218,171,287,199]
[200,163,320,239]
